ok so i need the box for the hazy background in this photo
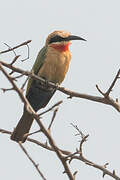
[0,0,120,179]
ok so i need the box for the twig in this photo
[21,76,29,90]
[73,155,120,180]
[25,129,41,138]
[71,123,86,139]
[39,100,63,116]
[0,63,31,110]
[96,69,120,98]
[70,125,120,180]
[9,70,14,75]
[0,128,71,155]
[0,40,32,54]
[104,69,120,97]
[1,87,14,93]
[13,74,24,79]
[48,108,58,130]
[0,129,11,135]
[4,43,17,57]
[96,85,105,96]
[19,142,46,180]
[10,55,20,65]
[79,135,89,155]
[27,138,71,155]
[21,44,30,62]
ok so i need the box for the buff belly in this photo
[38,47,71,84]
[26,47,71,112]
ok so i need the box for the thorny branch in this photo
[4,43,17,57]
[19,142,47,180]
[0,64,75,180]
[0,40,31,65]
[0,127,120,180]
[1,60,120,112]
[0,128,71,155]
[67,124,120,180]
[39,100,63,116]
[0,40,31,54]
[48,107,58,130]
[1,40,120,180]
[96,69,120,98]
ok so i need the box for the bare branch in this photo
[96,84,105,96]
[104,69,120,97]
[10,55,20,65]
[1,87,14,92]
[13,74,24,80]
[1,40,120,180]
[71,123,86,139]
[0,128,71,155]
[73,155,120,180]
[96,69,120,98]
[1,60,120,112]
[39,100,63,116]
[70,125,120,180]
[19,142,46,180]
[48,107,58,130]
[0,63,31,111]
[0,129,11,135]
[0,127,120,180]
[0,64,74,180]
[0,40,32,54]
[21,76,29,91]
[4,43,17,57]
[31,116,74,180]
[21,44,30,62]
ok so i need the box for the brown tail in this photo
[11,110,34,143]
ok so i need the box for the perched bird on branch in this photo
[11,30,86,143]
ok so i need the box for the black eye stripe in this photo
[49,35,67,44]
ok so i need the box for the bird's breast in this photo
[38,47,71,84]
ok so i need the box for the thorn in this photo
[103,172,106,178]
[9,71,14,75]
[63,170,66,174]
[73,171,78,179]
[45,141,48,146]
[1,87,14,93]
[76,148,79,152]
[103,162,109,168]
[67,95,73,99]
[96,84,105,96]
[113,170,116,175]
[36,163,39,167]
[69,158,72,164]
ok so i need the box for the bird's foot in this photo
[44,78,49,88]
[54,83,59,90]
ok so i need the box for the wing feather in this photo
[26,46,47,95]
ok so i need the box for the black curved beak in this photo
[66,35,86,41]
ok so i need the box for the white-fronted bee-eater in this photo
[11,30,86,143]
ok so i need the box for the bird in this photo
[11,30,86,143]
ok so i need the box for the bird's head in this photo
[46,30,86,52]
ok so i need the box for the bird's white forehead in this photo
[52,30,71,38]
[46,30,71,45]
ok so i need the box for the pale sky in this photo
[0,0,120,180]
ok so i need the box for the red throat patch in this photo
[50,42,71,52]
